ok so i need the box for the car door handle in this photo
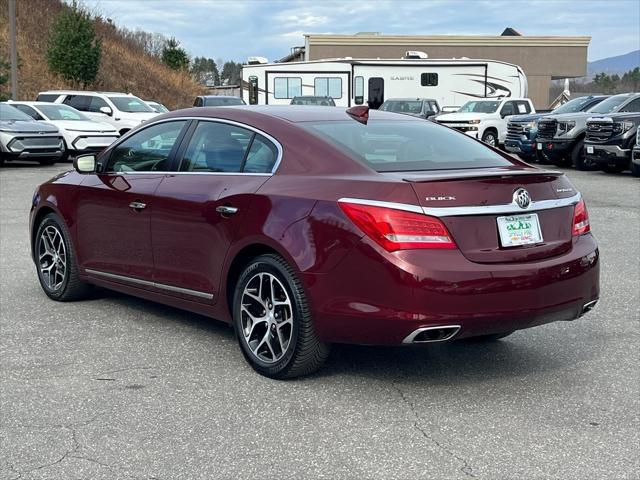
[129,201,147,210]
[216,205,238,216]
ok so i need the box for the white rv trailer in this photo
[241,58,528,109]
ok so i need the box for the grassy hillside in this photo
[0,0,205,109]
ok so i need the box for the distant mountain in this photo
[588,50,640,76]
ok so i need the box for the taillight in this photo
[339,201,456,251]
[572,199,590,236]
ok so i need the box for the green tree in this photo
[191,57,219,85]
[161,38,189,71]
[47,1,101,88]
[220,60,242,85]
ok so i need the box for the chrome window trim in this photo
[85,268,213,300]
[339,192,581,217]
[105,116,283,175]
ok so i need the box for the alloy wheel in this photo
[240,272,293,364]
[38,225,67,291]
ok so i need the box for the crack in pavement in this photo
[391,382,477,478]
[4,413,148,480]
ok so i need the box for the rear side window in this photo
[36,94,60,102]
[620,98,640,113]
[303,120,513,172]
[244,135,278,173]
[62,95,92,111]
[179,122,252,173]
[88,96,109,112]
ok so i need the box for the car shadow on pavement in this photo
[87,288,588,385]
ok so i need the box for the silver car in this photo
[0,103,65,165]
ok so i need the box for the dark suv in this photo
[536,93,640,170]
[290,96,336,106]
[632,128,640,177]
[505,95,607,161]
[584,112,640,174]
[193,96,246,107]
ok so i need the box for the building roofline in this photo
[303,34,591,47]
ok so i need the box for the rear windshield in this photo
[380,101,423,114]
[203,97,245,106]
[302,120,513,172]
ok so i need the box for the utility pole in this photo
[9,0,18,99]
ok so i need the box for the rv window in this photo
[314,77,342,99]
[274,77,302,99]
[420,73,438,87]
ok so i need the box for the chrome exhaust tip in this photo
[402,325,461,344]
[581,299,598,316]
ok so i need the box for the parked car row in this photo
[508,92,640,176]
[1,91,173,166]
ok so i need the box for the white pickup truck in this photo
[436,98,536,147]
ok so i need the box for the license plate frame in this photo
[497,213,543,248]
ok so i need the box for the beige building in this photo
[280,31,590,108]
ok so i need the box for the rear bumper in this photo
[305,234,599,345]
[585,144,631,167]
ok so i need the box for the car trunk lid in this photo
[392,169,578,264]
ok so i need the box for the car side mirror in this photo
[99,106,112,116]
[74,154,96,174]
[424,110,436,118]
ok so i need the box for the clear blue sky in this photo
[80,0,640,63]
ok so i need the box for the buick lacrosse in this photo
[30,106,599,378]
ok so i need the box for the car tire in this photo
[35,213,91,301]
[232,253,330,379]
[481,130,497,147]
[631,161,640,177]
[600,164,626,174]
[572,139,597,171]
[38,158,57,166]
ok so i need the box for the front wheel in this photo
[35,213,91,301]
[631,161,640,177]
[481,130,497,147]
[572,139,597,171]
[233,254,330,379]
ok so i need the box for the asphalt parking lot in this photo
[0,161,638,480]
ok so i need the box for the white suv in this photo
[36,91,158,135]
[436,98,536,147]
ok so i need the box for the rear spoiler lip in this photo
[400,169,563,183]
[338,192,581,218]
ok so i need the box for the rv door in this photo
[368,78,384,109]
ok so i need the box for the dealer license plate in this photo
[586,146,594,154]
[537,142,543,150]
[497,214,543,247]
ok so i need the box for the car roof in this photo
[10,101,70,106]
[384,98,435,102]
[38,90,133,96]
[164,105,422,123]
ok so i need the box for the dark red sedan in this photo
[30,106,599,378]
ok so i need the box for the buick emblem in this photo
[513,188,531,209]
